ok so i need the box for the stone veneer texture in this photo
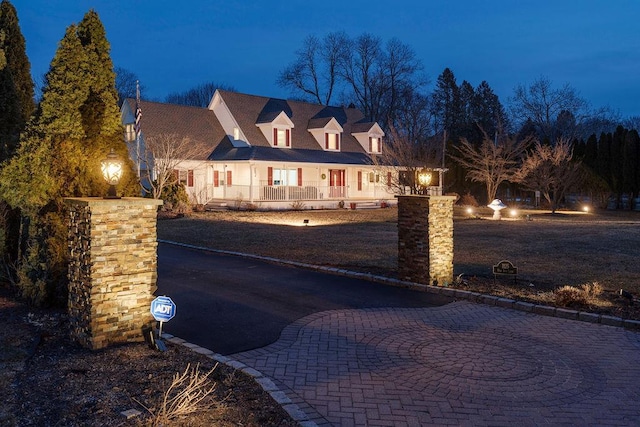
[66,197,163,350]
[397,195,455,286]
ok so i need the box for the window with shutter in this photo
[227,171,232,186]
[187,170,194,187]
[213,170,219,187]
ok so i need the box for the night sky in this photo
[12,0,640,118]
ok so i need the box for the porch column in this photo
[65,197,163,350]
[397,195,456,286]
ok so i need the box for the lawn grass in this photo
[157,206,640,317]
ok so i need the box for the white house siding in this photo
[190,161,395,209]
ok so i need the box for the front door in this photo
[329,169,345,198]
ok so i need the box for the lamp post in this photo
[417,168,432,194]
[101,149,123,199]
[417,168,433,188]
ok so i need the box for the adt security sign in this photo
[150,296,176,322]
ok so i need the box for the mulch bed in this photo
[0,286,297,427]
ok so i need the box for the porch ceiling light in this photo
[101,149,123,199]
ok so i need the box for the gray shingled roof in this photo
[210,143,374,165]
[124,91,381,164]
[125,99,227,160]
[217,90,370,153]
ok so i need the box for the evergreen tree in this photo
[0,0,34,160]
[622,129,640,202]
[0,10,137,305]
[0,0,34,272]
[431,68,461,139]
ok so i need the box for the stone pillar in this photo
[397,195,456,286]
[65,197,163,350]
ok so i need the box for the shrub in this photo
[290,200,306,211]
[160,182,191,214]
[459,192,479,207]
[553,282,604,307]
[139,363,219,426]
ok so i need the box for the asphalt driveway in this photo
[156,242,452,355]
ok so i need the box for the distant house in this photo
[121,90,406,209]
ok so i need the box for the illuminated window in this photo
[272,168,298,186]
[325,132,340,150]
[124,123,136,142]
[273,127,291,147]
[369,137,381,153]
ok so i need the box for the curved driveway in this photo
[157,243,640,426]
[156,242,452,355]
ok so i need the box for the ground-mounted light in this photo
[466,207,474,216]
[101,149,123,199]
[583,205,590,213]
[487,199,506,220]
[509,209,518,218]
[303,219,309,226]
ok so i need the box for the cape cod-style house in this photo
[121,90,406,209]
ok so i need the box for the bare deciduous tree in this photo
[114,66,143,107]
[514,138,583,213]
[509,76,589,141]
[165,81,236,107]
[277,32,348,105]
[371,125,441,195]
[133,133,209,199]
[451,131,532,204]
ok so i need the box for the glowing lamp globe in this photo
[101,149,123,199]
[487,199,506,220]
[417,168,433,188]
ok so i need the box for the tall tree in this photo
[114,66,143,107]
[509,76,588,142]
[341,33,385,122]
[0,10,136,305]
[165,81,236,107]
[450,131,531,203]
[0,0,34,160]
[430,68,461,138]
[277,32,348,105]
[472,80,508,138]
[622,129,640,203]
[380,37,424,126]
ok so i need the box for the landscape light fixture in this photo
[487,199,506,220]
[303,219,309,226]
[101,149,123,199]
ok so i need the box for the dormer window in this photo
[308,117,343,151]
[325,132,341,151]
[369,137,381,154]
[274,127,291,147]
[256,110,295,149]
[351,122,385,154]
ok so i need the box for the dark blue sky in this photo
[13,0,640,118]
